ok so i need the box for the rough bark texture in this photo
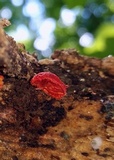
[0,19,114,160]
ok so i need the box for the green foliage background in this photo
[0,0,114,58]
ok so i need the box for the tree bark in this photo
[0,19,114,160]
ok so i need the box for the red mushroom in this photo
[30,72,68,99]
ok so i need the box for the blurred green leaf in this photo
[62,0,86,8]
[84,23,114,58]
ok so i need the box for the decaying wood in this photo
[0,19,39,80]
[0,19,114,160]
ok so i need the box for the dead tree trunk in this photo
[0,19,114,160]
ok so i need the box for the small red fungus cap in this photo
[30,72,68,99]
[0,75,4,89]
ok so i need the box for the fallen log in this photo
[0,19,114,160]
